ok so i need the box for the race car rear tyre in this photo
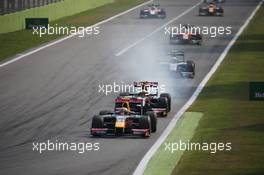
[140,116,151,137]
[147,111,157,132]
[99,110,113,115]
[160,93,171,112]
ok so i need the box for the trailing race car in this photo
[169,24,202,45]
[160,50,195,78]
[116,81,171,117]
[140,3,166,19]
[199,2,224,16]
[91,107,157,138]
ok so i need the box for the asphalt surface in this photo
[0,0,261,175]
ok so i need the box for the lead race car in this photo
[116,81,171,117]
[169,24,202,45]
[140,3,166,19]
[199,2,224,16]
[91,104,157,138]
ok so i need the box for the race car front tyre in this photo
[158,12,166,19]
[91,115,104,136]
[147,111,157,132]
[140,116,151,137]
[92,115,103,128]
[157,97,169,117]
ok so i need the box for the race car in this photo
[169,24,202,45]
[116,81,171,117]
[199,2,224,16]
[171,60,195,78]
[160,50,195,78]
[140,3,166,19]
[91,107,157,138]
[204,0,225,3]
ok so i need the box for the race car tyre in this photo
[186,60,195,79]
[146,111,157,132]
[92,115,103,128]
[158,12,166,19]
[139,11,147,19]
[91,115,104,136]
[139,116,151,137]
[99,110,113,115]
[160,93,171,112]
[157,97,169,117]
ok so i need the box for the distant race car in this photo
[140,3,166,19]
[90,107,157,138]
[116,81,171,117]
[171,60,195,78]
[204,0,225,3]
[169,24,202,45]
[160,50,196,78]
[199,2,224,16]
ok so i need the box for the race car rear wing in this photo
[115,97,143,104]
[133,81,158,87]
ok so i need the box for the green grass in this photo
[172,5,264,175]
[144,112,203,175]
[0,0,147,62]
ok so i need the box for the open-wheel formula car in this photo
[140,3,166,19]
[169,24,202,45]
[116,81,171,117]
[199,2,224,16]
[91,106,157,138]
[172,60,195,78]
[160,50,195,78]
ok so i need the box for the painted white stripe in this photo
[132,0,264,175]
[115,1,202,57]
[0,0,153,68]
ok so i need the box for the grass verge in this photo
[172,5,264,175]
[143,112,203,175]
[0,0,147,62]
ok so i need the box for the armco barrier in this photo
[0,0,113,34]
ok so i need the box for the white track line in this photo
[0,0,153,68]
[115,1,202,57]
[132,0,264,175]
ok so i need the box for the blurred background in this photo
[0,0,64,15]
